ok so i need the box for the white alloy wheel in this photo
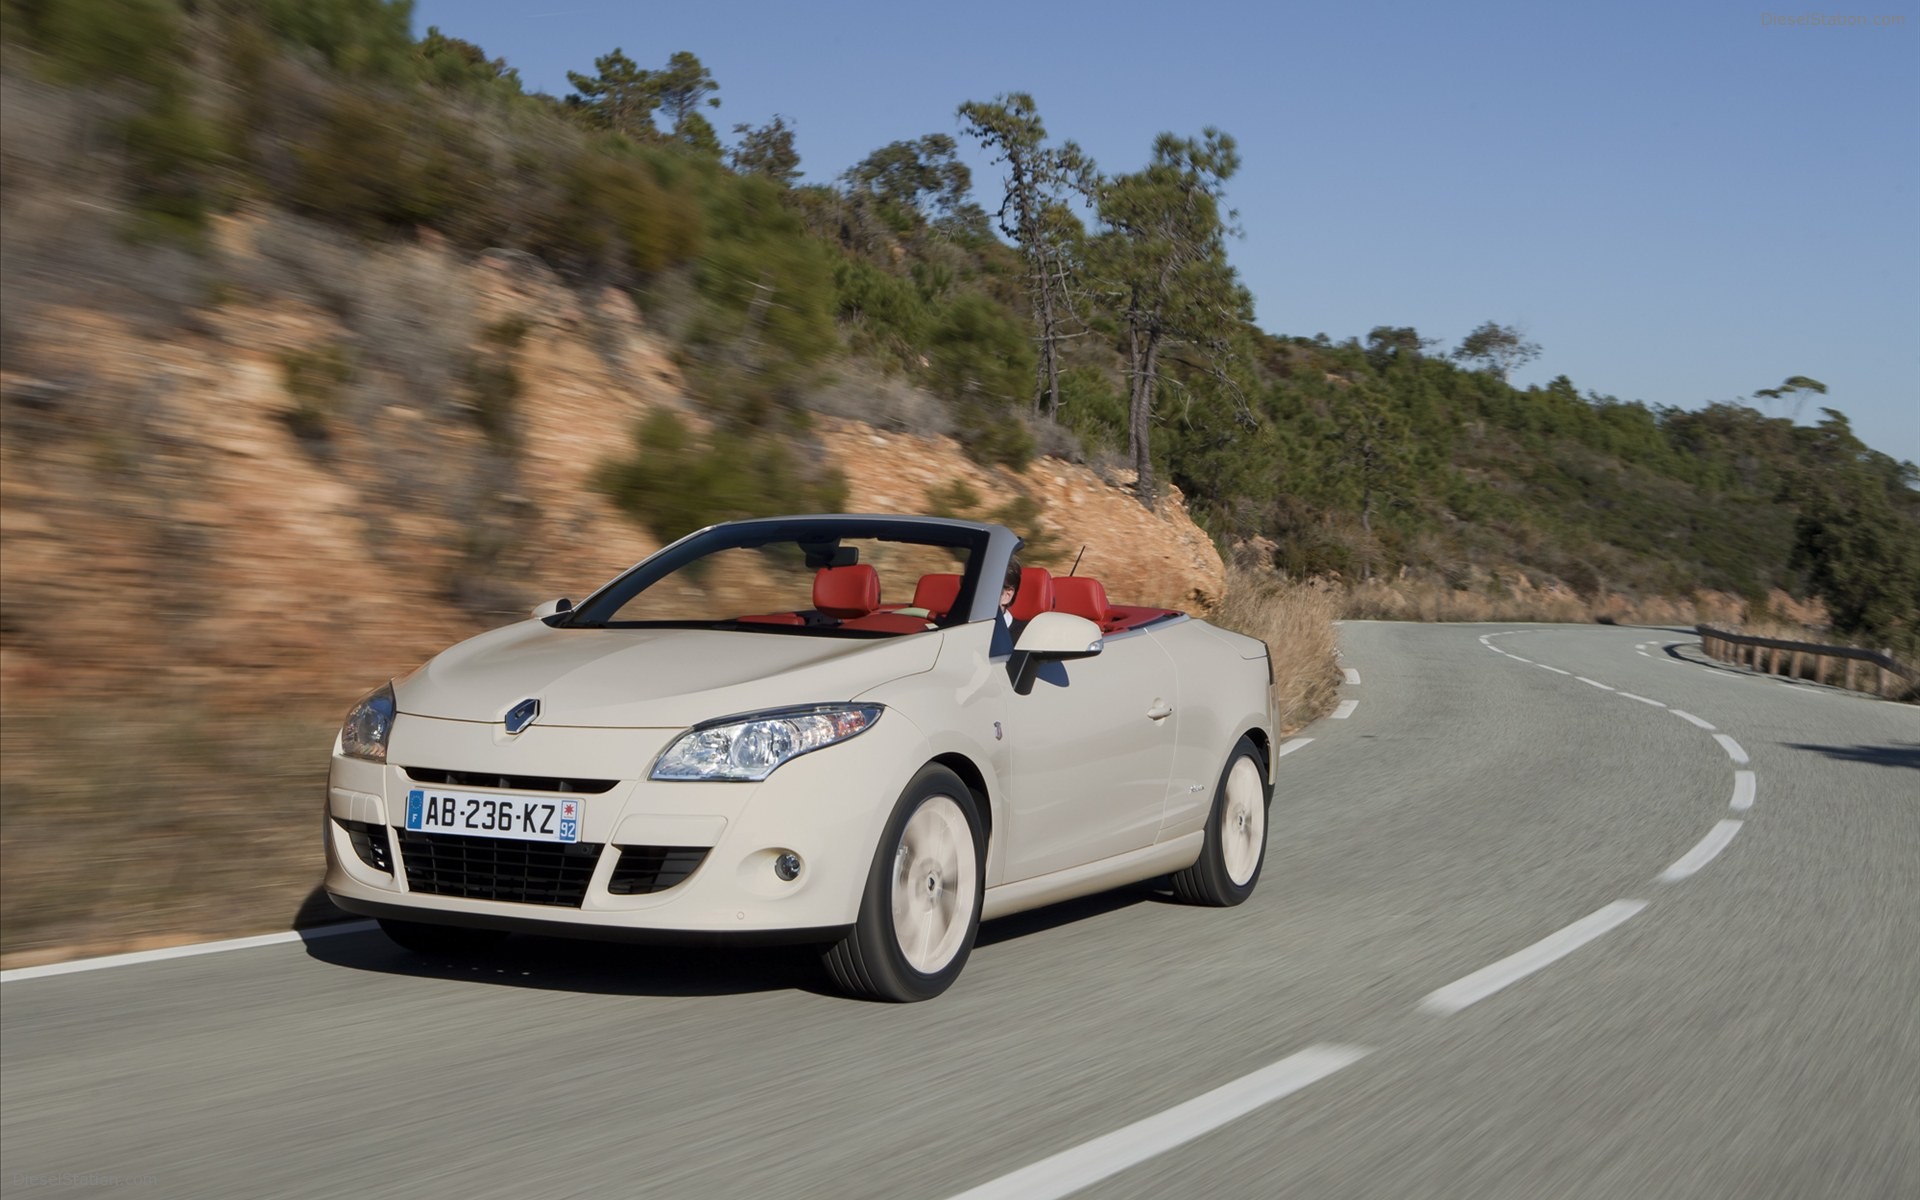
[1220,756,1266,886]
[890,794,979,974]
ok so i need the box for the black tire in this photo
[1171,735,1270,907]
[823,764,985,1002]
[377,917,508,957]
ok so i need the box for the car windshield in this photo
[563,518,993,636]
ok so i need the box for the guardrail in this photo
[1697,625,1917,699]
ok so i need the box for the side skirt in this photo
[981,833,1204,922]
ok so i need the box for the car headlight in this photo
[652,704,883,782]
[340,683,397,763]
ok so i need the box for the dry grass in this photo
[0,698,340,963]
[1341,572,1765,629]
[1209,567,1344,733]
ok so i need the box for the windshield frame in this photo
[561,515,1010,632]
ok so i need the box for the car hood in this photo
[394,621,943,729]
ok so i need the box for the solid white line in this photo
[1713,734,1750,764]
[1418,900,1648,1015]
[1509,655,1534,664]
[1659,820,1744,882]
[1,922,378,985]
[1577,677,1616,691]
[1485,644,1503,652]
[1538,664,1571,675]
[1277,737,1314,758]
[1617,692,1666,707]
[1671,709,1716,730]
[1331,700,1359,719]
[1343,667,1362,685]
[1731,770,1757,812]
[945,1045,1371,1200]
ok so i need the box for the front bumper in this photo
[324,710,926,938]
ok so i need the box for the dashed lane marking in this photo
[1277,738,1314,758]
[1331,700,1359,719]
[1577,677,1616,691]
[1671,709,1716,730]
[1659,820,1744,883]
[1617,692,1666,707]
[1343,667,1362,685]
[1713,734,1750,764]
[1538,665,1572,675]
[945,1045,1372,1200]
[1731,770,1756,812]
[1418,901,1649,1016]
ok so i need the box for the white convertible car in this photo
[325,515,1277,1000]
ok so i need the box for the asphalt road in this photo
[5,622,1916,1199]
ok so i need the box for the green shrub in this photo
[597,409,848,545]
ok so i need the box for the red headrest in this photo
[814,565,880,619]
[1009,566,1054,622]
[1052,577,1110,623]
[912,573,963,618]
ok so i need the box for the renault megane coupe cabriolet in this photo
[324,514,1277,1000]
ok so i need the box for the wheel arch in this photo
[929,751,993,847]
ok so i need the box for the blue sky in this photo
[416,0,1918,464]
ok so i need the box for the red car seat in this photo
[814,564,880,619]
[1052,577,1111,625]
[1009,566,1054,622]
[912,573,963,619]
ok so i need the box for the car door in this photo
[1001,631,1181,881]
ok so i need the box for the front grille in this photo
[339,819,393,873]
[607,846,710,895]
[402,767,618,795]
[397,830,602,906]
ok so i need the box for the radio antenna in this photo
[1068,545,1087,577]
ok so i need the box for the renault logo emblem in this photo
[504,698,540,734]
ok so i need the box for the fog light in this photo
[773,852,802,882]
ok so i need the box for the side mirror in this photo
[531,597,574,620]
[1010,611,1103,695]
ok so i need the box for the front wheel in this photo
[1170,735,1270,906]
[823,764,984,1002]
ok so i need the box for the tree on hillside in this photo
[1789,409,1920,656]
[1095,129,1249,510]
[1753,374,1827,422]
[1329,381,1412,539]
[843,134,973,220]
[1454,321,1541,381]
[565,49,657,137]
[1365,325,1438,367]
[652,50,720,152]
[958,93,1099,421]
[730,116,801,183]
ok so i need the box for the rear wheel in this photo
[377,918,508,957]
[823,764,984,1002]
[1171,736,1269,906]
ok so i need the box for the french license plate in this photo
[404,789,581,843]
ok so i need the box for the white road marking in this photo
[0,922,378,985]
[1419,900,1648,1015]
[1510,656,1534,664]
[1277,737,1314,758]
[1731,770,1757,812]
[1331,700,1359,719]
[1671,709,1716,730]
[1539,665,1571,675]
[1637,651,1654,659]
[1617,692,1666,707]
[1713,734,1750,764]
[1343,667,1362,685]
[1485,644,1503,652]
[1659,820,1745,882]
[1577,677,1616,691]
[945,1045,1371,1200]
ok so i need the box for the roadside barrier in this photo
[1697,625,1917,700]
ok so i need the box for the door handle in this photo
[1146,700,1174,721]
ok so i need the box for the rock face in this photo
[0,217,1224,708]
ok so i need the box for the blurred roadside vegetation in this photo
[3,0,1915,660]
